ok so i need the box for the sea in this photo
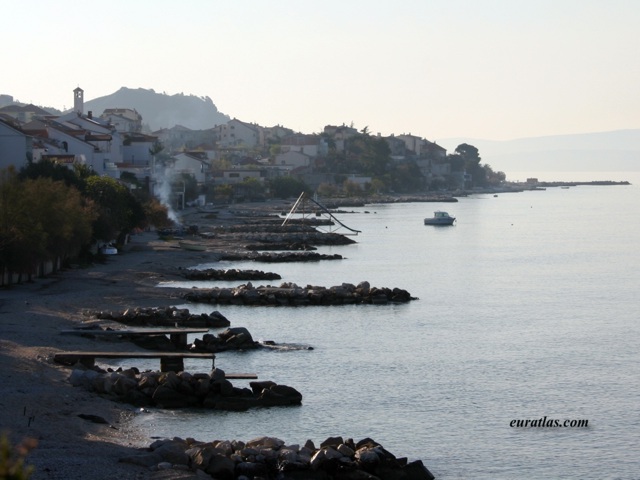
[125,171,639,479]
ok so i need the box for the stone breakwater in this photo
[120,435,435,480]
[244,242,317,251]
[93,306,231,328]
[181,268,282,281]
[69,367,302,411]
[219,251,344,263]
[207,225,356,246]
[183,281,417,306]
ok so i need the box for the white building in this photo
[0,118,32,170]
[215,119,261,148]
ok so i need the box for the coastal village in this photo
[0,87,506,209]
[0,88,630,479]
[0,88,443,478]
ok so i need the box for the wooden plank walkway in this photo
[60,328,210,349]
[53,350,257,378]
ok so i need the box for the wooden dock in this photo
[53,350,257,377]
[60,327,209,349]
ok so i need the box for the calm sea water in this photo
[130,171,640,479]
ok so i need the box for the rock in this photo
[320,436,344,448]
[152,385,189,408]
[400,459,436,480]
[119,452,163,468]
[249,380,277,395]
[153,441,190,465]
[77,413,109,424]
[204,453,235,478]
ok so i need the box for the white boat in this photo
[179,241,208,251]
[424,211,456,226]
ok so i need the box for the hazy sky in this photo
[3,0,639,141]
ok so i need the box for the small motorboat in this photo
[424,211,456,226]
[179,241,208,251]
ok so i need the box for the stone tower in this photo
[73,86,84,114]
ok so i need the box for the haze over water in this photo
[130,172,640,479]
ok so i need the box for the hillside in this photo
[439,130,640,173]
[82,87,230,131]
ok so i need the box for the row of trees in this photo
[0,161,171,284]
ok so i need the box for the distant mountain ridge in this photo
[439,130,640,172]
[3,87,638,172]
[82,87,230,131]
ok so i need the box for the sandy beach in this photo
[0,203,289,480]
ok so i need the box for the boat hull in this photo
[179,241,207,251]
[424,211,455,226]
[424,218,455,226]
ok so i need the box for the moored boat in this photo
[424,211,456,226]
[179,241,208,251]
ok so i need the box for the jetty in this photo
[53,350,217,373]
[60,327,210,349]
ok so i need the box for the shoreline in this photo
[0,231,195,479]
[0,185,631,478]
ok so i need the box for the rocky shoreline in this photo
[0,200,433,479]
[183,281,417,306]
[68,367,303,411]
[120,435,435,479]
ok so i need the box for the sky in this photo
[3,0,639,142]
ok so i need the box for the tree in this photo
[343,179,363,197]
[142,198,172,229]
[268,176,311,199]
[19,159,86,192]
[368,178,386,195]
[0,169,96,281]
[389,162,425,192]
[239,177,265,201]
[84,176,144,244]
[454,143,485,187]
[172,173,198,203]
[316,182,339,198]
[21,177,96,268]
[344,133,391,177]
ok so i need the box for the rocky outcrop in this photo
[181,268,282,281]
[93,306,231,328]
[183,281,417,306]
[219,251,344,262]
[68,367,302,410]
[120,435,435,480]
[244,242,317,251]
[191,327,259,352]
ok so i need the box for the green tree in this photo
[0,168,45,279]
[172,173,198,203]
[389,162,424,192]
[368,178,386,195]
[344,133,391,177]
[268,176,311,199]
[454,143,485,187]
[239,177,265,201]
[343,179,363,197]
[316,182,339,198]
[0,169,96,281]
[85,176,144,244]
[21,177,96,268]
[19,159,86,192]
[214,184,233,202]
[142,198,172,229]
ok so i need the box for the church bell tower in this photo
[73,86,84,114]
